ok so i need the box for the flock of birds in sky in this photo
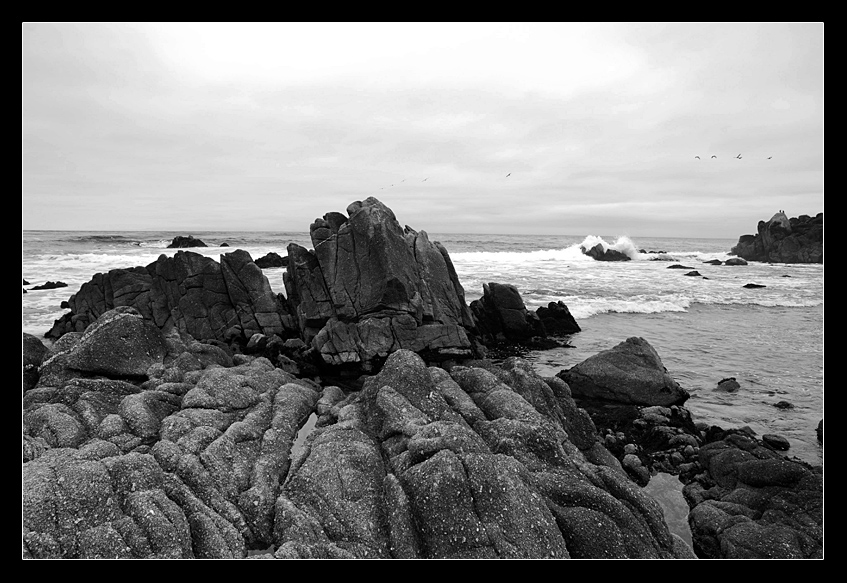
[376,155,774,191]
[694,154,773,160]
[379,173,512,190]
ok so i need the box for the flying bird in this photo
[422,178,428,182]
[736,154,742,159]
[768,156,773,159]
[711,155,717,159]
[506,173,511,177]
[695,156,700,159]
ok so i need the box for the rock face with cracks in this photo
[23,305,693,558]
[283,198,477,370]
[46,249,293,346]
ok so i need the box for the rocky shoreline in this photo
[22,199,823,559]
[730,211,822,263]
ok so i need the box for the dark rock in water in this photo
[24,279,30,285]
[773,400,794,410]
[730,211,822,263]
[715,377,741,392]
[683,271,702,277]
[816,419,822,443]
[558,337,690,407]
[255,252,287,268]
[682,431,822,558]
[743,283,766,289]
[724,257,748,266]
[469,282,545,345]
[761,434,790,451]
[31,281,69,290]
[536,301,581,336]
[667,264,694,270]
[703,259,723,265]
[220,242,230,247]
[167,235,207,248]
[580,243,631,261]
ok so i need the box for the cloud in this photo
[22,23,823,237]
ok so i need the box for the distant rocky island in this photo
[23,198,822,559]
[730,211,822,263]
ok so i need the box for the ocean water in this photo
[22,230,824,467]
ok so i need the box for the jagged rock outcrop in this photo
[46,249,295,346]
[282,198,478,371]
[536,301,582,336]
[43,198,582,375]
[557,337,690,407]
[273,349,691,559]
[469,282,545,345]
[730,211,822,263]
[23,308,695,559]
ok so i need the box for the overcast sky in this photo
[22,22,823,238]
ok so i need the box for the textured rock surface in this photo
[557,337,690,407]
[46,250,294,345]
[282,198,477,370]
[469,282,545,345]
[682,431,822,558]
[23,307,694,559]
[730,212,822,263]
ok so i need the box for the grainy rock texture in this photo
[23,309,694,559]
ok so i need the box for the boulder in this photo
[23,333,50,392]
[581,243,631,261]
[167,235,207,248]
[63,307,168,377]
[535,301,581,336]
[557,337,690,407]
[730,212,822,263]
[715,377,741,392]
[469,282,545,344]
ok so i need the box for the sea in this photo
[22,230,824,471]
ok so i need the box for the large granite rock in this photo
[469,282,545,344]
[557,337,690,407]
[730,211,823,263]
[46,250,295,346]
[283,198,477,371]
